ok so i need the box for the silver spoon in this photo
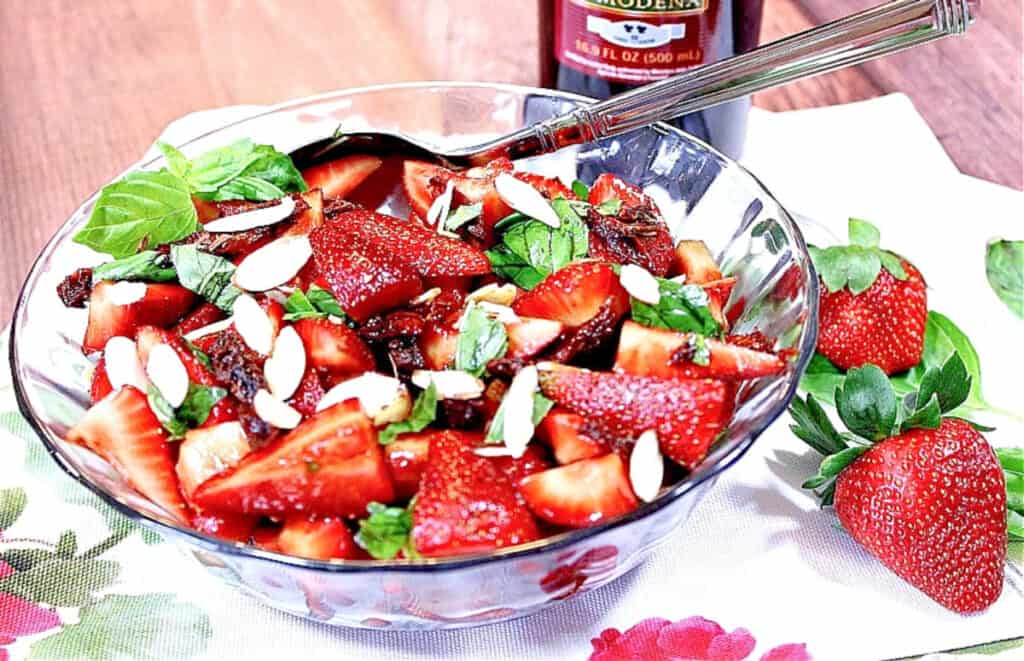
[291,0,977,170]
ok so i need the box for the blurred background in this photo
[0,0,1020,321]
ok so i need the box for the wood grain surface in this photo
[1,0,1021,322]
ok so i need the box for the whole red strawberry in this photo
[812,218,927,374]
[790,354,1010,613]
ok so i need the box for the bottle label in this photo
[554,0,719,84]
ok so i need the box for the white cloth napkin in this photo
[13,94,1024,661]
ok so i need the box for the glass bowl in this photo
[9,82,818,630]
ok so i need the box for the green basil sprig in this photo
[355,502,418,559]
[454,304,508,377]
[91,251,177,283]
[630,277,722,338]
[169,245,243,312]
[485,197,588,290]
[158,139,306,202]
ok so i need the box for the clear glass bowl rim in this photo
[9,81,819,573]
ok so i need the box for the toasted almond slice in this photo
[410,287,443,306]
[668,274,688,284]
[264,326,305,400]
[203,197,296,233]
[410,370,484,400]
[233,234,312,292]
[494,173,561,228]
[146,343,189,408]
[425,180,455,228]
[103,336,149,392]
[476,301,520,324]
[107,281,148,306]
[232,294,274,355]
[183,317,234,342]
[253,389,302,429]
[316,372,409,423]
[473,445,517,458]
[502,364,539,458]
[629,430,664,503]
[467,282,517,306]
[619,264,661,305]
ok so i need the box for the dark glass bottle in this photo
[541,0,764,159]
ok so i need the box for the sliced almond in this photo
[473,445,517,458]
[501,364,539,458]
[425,180,455,228]
[629,430,664,503]
[316,372,410,426]
[619,264,661,305]
[467,282,517,306]
[183,317,234,342]
[233,234,312,292]
[203,197,296,233]
[476,301,520,324]
[411,370,484,400]
[145,343,189,408]
[410,287,443,306]
[103,336,149,392]
[253,389,302,429]
[264,326,305,400]
[107,281,148,306]
[494,173,561,228]
[176,421,250,498]
[232,294,274,355]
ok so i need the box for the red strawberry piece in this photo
[479,187,513,247]
[519,453,639,528]
[328,209,490,279]
[287,367,326,417]
[283,189,325,237]
[345,155,404,211]
[505,317,564,359]
[135,326,218,386]
[293,318,375,377]
[176,420,251,498]
[201,395,239,428]
[276,515,368,560]
[538,364,733,469]
[614,320,785,381]
[834,418,1005,613]
[67,387,188,522]
[82,282,196,353]
[250,522,283,552]
[301,155,383,200]
[191,511,258,543]
[536,407,610,465]
[512,262,629,328]
[587,174,673,276]
[174,302,225,337]
[403,158,513,220]
[588,173,659,214]
[191,400,395,517]
[309,220,424,322]
[725,330,776,354]
[817,259,927,375]
[515,172,578,200]
[418,309,461,370]
[193,196,221,223]
[490,444,552,486]
[383,432,432,500]
[701,276,737,329]
[90,358,114,403]
[411,430,540,557]
[670,240,723,284]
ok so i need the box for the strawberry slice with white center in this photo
[276,515,367,560]
[176,421,251,499]
[293,317,375,377]
[82,282,196,353]
[512,262,629,328]
[536,407,610,465]
[537,363,733,469]
[191,400,395,517]
[614,321,785,381]
[505,316,564,359]
[384,432,432,500]
[402,158,513,219]
[519,453,639,528]
[301,155,383,200]
[67,386,188,522]
[671,239,723,284]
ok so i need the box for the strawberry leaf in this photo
[789,394,847,456]
[900,393,942,432]
[0,487,27,529]
[848,218,880,248]
[835,365,897,441]
[916,352,970,415]
[985,239,1024,319]
[802,446,869,500]
[808,218,909,294]
[997,448,1024,475]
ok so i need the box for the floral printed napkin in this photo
[2,96,1022,661]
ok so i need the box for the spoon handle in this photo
[499,0,977,159]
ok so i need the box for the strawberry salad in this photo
[57,137,788,561]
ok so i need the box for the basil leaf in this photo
[306,285,346,318]
[163,139,306,202]
[487,199,588,289]
[485,246,547,290]
[355,502,415,560]
[235,144,307,195]
[486,391,553,443]
[169,245,242,312]
[379,383,437,445]
[1006,471,1024,514]
[91,250,177,283]
[985,239,1024,319]
[454,304,508,377]
[631,278,721,336]
[283,285,346,321]
[147,386,187,437]
[571,179,589,199]
[148,384,225,439]
[595,198,623,216]
[444,203,483,232]
[186,139,261,193]
[156,141,190,181]
[73,170,199,259]
[997,447,1024,475]
[1008,510,1024,541]
[209,176,285,202]
[501,220,576,275]
[835,365,897,441]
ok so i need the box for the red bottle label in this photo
[554,0,718,84]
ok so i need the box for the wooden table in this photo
[1,1,1020,322]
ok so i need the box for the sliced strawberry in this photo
[411,430,540,557]
[193,197,221,223]
[201,395,239,428]
[701,277,736,330]
[671,240,723,283]
[176,421,251,499]
[135,326,218,386]
[519,453,638,528]
[302,155,383,200]
[515,172,577,200]
[536,408,610,465]
[346,155,404,211]
[192,400,395,517]
[287,367,325,417]
[251,522,283,552]
[191,511,258,543]
[90,358,114,403]
[490,444,552,486]
[480,187,513,247]
[293,318,375,376]
[384,432,432,500]
[328,210,490,279]
[67,387,188,521]
[402,158,513,219]
[505,317,564,359]
[614,321,785,381]
[174,303,225,337]
[276,515,367,560]
[588,173,660,214]
[538,364,733,469]
[512,262,629,328]
[283,189,325,237]
[418,310,460,370]
[83,282,196,353]
[309,221,423,322]
[586,174,673,276]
